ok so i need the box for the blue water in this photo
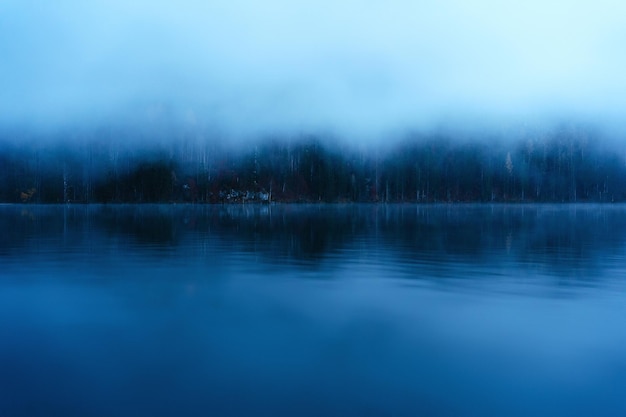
[2,204,626,416]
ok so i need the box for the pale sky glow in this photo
[2,0,626,137]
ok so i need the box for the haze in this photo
[2,0,626,141]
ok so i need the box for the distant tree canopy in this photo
[1,127,625,203]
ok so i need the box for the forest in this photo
[1,125,625,204]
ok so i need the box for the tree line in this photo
[1,127,625,203]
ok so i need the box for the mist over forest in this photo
[3,0,626,204]
[1,121,625,204]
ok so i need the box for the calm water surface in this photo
[2,204,626,416]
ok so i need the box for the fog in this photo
[2,0,626,142]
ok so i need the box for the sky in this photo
[2,0,626,140]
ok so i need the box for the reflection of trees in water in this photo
[156,204,626,284]
[0,205,182,257]
[190,205,370,263]
[2,204,626,285]
[378,205,626,284]
[97,205,180,246]
[0,205,95,255]
[515,207,626,285]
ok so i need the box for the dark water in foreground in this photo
[2,204,626,417]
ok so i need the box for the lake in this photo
[2,204,626,417]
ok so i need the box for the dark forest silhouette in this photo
[1,126,624,203]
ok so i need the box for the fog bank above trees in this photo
[1,124,624,204]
